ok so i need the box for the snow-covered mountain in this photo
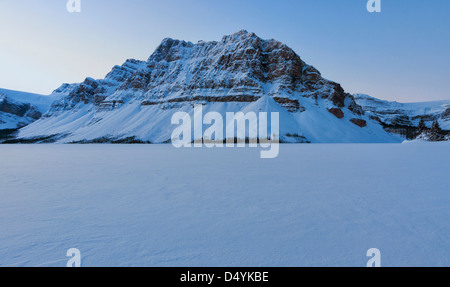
[0,88,57,138]
[355,94,450,139]
[11,30,402,144]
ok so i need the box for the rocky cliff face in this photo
[16,31,399,144]
[48,31,363,112]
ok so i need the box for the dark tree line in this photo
[415,119,446,141]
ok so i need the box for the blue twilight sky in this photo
[0,0,449,102]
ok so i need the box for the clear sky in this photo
[0,0,449,102]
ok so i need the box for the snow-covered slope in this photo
[0,88,57,130]
[355,94,450,130]
[17,31,401,143]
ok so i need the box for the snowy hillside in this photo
[355,94,450,130]
[15,31,401,144]
[0,88,56,130]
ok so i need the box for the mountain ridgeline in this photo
[3,31,449,144]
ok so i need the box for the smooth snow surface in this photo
[0,144,449,267]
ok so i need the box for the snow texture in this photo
[0,144,449,267]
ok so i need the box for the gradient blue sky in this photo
[0,0,449,102]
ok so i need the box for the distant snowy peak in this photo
[0,88,57,130]
[355,94,450,130]
[0,88,55,113]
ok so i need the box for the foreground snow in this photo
[0,144,449,267]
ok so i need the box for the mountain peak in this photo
[230,29,254,38]
[150,37,194,62]
[221,29,259,43]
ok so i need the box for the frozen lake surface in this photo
[0,144,449,267]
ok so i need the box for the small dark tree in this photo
[429,121,444,141]
[431,121,442,134]
[415,119,427,138]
